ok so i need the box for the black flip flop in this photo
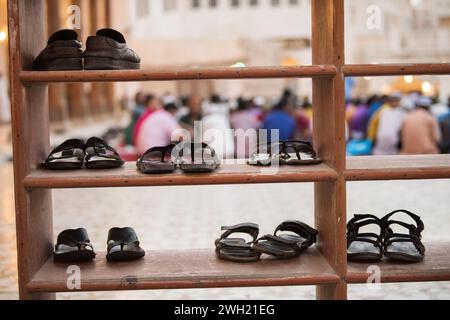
[137,144,177,174]
[43,139,86,170]
[347,214,384,262]
[253,221,318,259]
[176,142,221,173]
[84,137,124,169]
[54,228,96,263]
[382,210,425,263]
[247,142,284,166]
[106,227,145,262]
[282,141,322,165]
[215,223,261,263]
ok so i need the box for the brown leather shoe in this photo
[32,29,83,71]
[84,28,141,70]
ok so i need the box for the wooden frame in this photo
[8,0,450,300]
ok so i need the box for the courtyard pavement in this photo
[0,124,449,300]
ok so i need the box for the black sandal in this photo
[247,142,284,166]
[381,210,425,262]
[215,223,261,263]
[84,137,124,169]
[176,142,221,173]
[54,228,96,263]
[282,141,322,165]
[347,214,384,262]
[106,227,145,262]
[253,221,318,259]
[43,139,86,170]
[137,144,177,174]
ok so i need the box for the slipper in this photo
[382,210,425,263]
[215,223,261,263]
[84,137,125,169]
[43,139,86,170]
[176,142,221,173]
[253,221,318,259]
[347,214,384,262]
[247,142,284,166]
[54,228,96,263]
[106,227,145,262]
[137,144,177,174]
[282,141,322,165]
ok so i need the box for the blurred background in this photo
[0,0,449,300]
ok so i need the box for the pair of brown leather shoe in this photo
[33,28,140,71]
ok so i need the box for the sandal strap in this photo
[274,220,318,248]
[45,139,85,162]
[381,209,424,234]
[107,227,140,252]
[85,137,121,161]
[56,228,93,250]
[138,144,176,163]
[347,214,382,238]
[218,223,259,243]
[283,140,317,159]
[254,234,301,255]
[175,142,219,164]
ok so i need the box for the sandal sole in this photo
[54,250,96,263]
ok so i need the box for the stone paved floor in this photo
[0,124,449,300]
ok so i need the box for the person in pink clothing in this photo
[135,95,182,155]
[401,96,441,155]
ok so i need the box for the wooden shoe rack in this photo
[8,0,450,300]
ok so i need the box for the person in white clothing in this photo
[373,94,405,155]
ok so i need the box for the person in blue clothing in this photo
[263,94,296,142]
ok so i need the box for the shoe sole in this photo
[84,57,141,70]
[34,58,83,71]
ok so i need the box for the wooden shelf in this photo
[19,65,337,84]
[27,248,339,293]
[343,63,450,77]
[347,242,450,283]
[345,155,450,181]
[23,161,337,189]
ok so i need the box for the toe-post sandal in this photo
[43,139,86,170]
[247,142,284,166]
[176,142,221,173]
[253,221,318,259]
[215,223,261,263]
[282,141,322,165]
[54,228,96,262]
[137,144,177,174]
[381,210,425,262]
[347,214,384,262]
[106,227,145,262]
[84,137,125,169]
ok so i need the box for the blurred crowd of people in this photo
[123,89,314,159]
[122,88,450,159]
[346,93,450,156]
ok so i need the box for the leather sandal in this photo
[382,210,425,262]
[253,221,318,259]
[106,227,145,262]
[347,214,384,262]
[54,228,96,262]
[215,223,261,263]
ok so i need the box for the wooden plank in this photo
[19,65,338,83]
[347,242,450,283]
[312,0,347,300]
[8,0,54,300]
[343,63,450,77]
[27,248,339,293]
[345,155,450,181]
[23,162,338,189]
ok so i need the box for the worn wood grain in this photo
[27,248,339,293]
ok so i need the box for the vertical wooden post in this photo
[311,0,347,300]
[8,0,54,300]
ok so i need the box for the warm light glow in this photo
[422,81,432,94]
[364,77,372,80]
[404,75,414,84]
[230,62,246,68]
[0,31,7,42]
